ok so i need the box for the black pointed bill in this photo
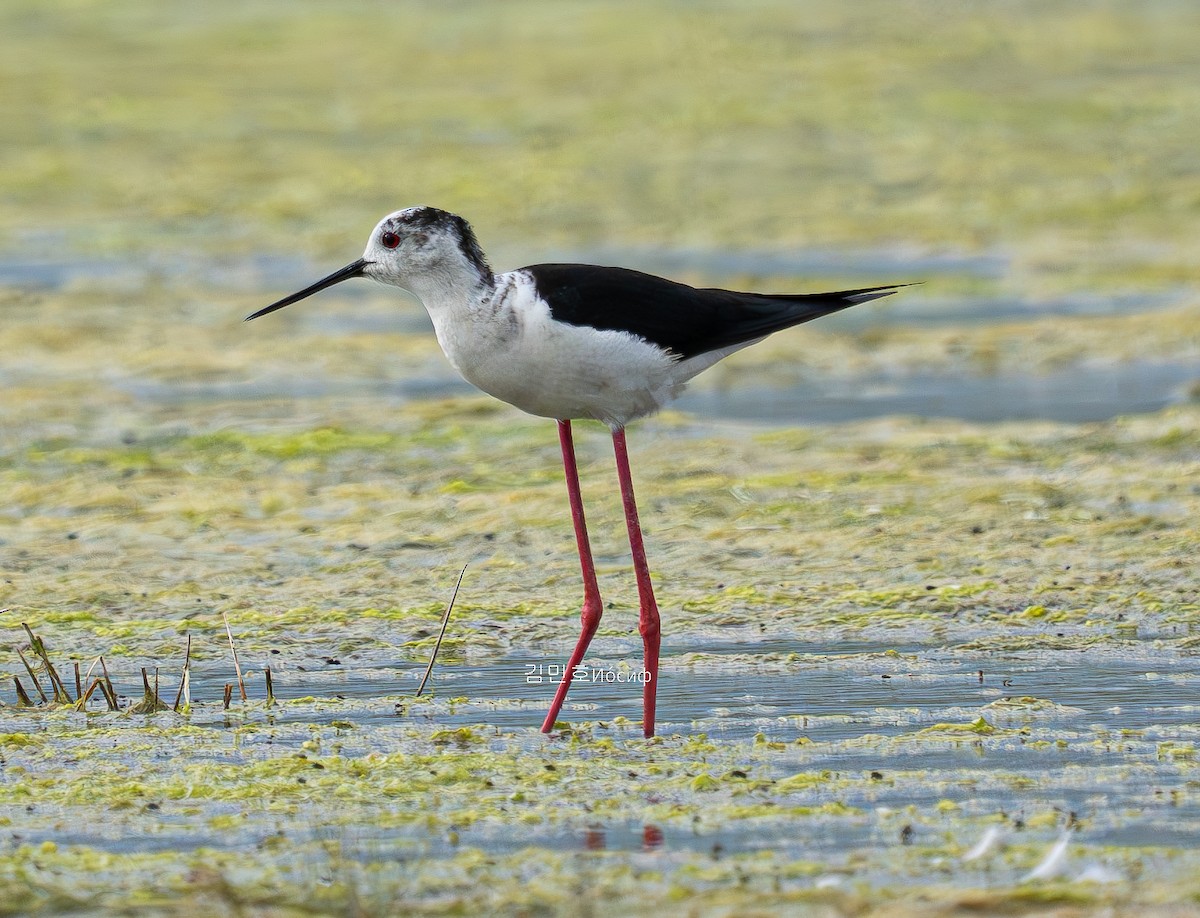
[244,258,370,321]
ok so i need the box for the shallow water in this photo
[678,360,1198,424]
[114,358,1196,426]
[47,635,1199,865]
[184,639,1200,740]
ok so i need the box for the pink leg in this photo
[612,427,661,738]
[541,420,604,732]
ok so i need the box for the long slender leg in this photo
[541,420,604,732]
[611,427,661,738]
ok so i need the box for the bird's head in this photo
[246,206,492,322]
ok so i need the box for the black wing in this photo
[525,264,906,360]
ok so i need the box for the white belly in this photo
[453,317,683,426]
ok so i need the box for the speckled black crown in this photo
[394,206,492,283]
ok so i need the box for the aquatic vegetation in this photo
[3,398,1198,909]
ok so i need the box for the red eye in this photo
[380,231,401,249]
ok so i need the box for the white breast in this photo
[427,271,694,427]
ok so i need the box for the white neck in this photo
[398,262,495,317]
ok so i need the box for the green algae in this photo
[918,716,1000,737]
[2,703,1199,913]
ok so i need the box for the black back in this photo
[526,263,901,360]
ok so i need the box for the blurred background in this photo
[2,0,1198,431]
[2,1,1197,264]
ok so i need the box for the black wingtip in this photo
[840,282,922,304]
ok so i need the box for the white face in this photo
[360,206,491,289]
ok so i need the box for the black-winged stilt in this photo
[247,206,907,737]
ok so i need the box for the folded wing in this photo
[526,263,906,360]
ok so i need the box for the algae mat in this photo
[3,381,1200,913]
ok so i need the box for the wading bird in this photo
[247,206,906,737]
